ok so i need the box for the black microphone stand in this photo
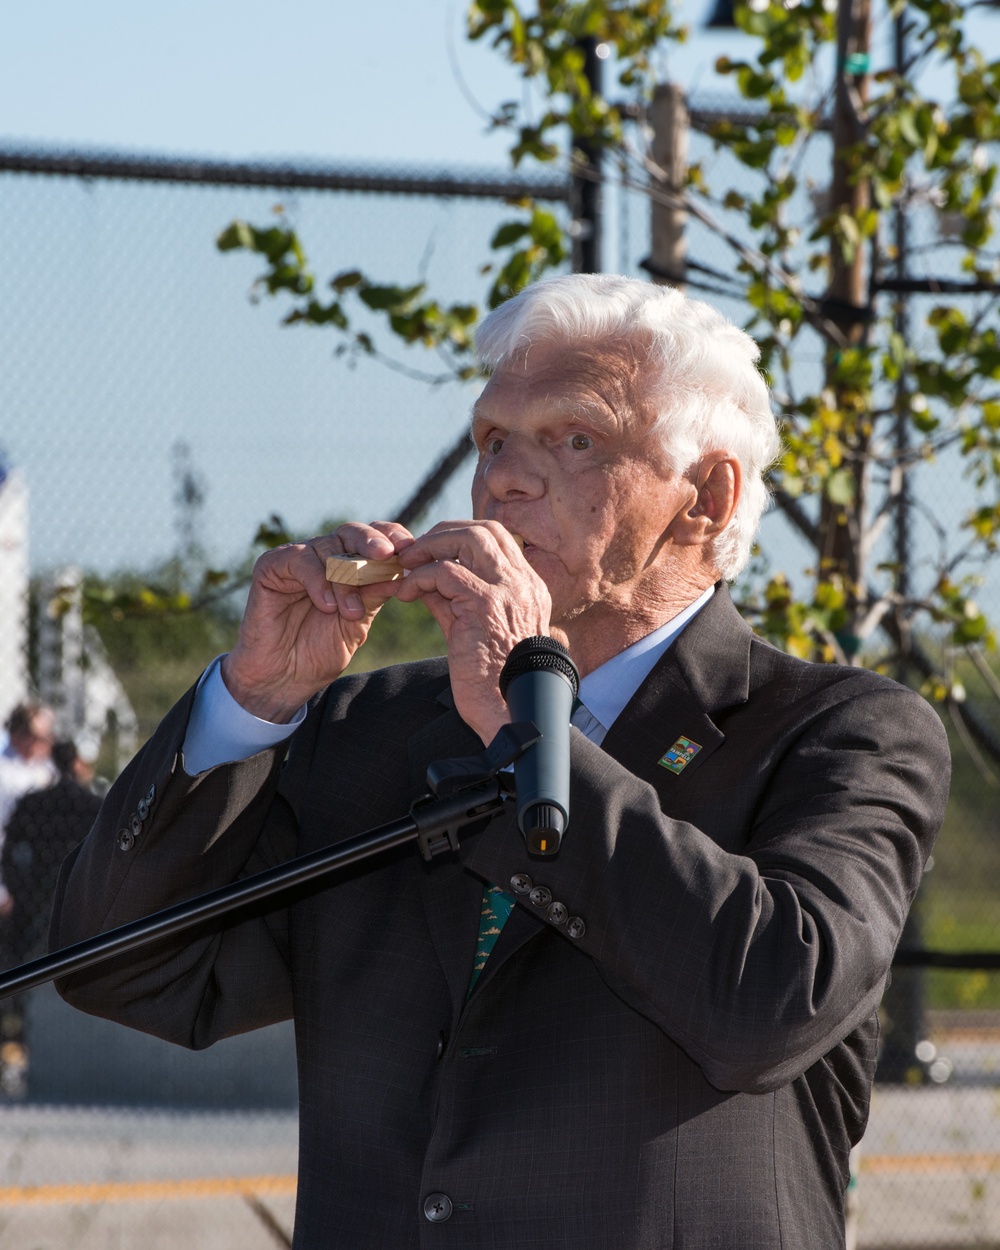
[0,722,541,1002]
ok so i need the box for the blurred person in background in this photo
[4,739,103,962]
[0,702,57,918]
[0,738,102,1099]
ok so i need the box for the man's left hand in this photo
[395,521,556,745]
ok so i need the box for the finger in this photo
[323,569,400,621]
[401,520,522,575]
[398,587,455,641]
[257,542,373,622]
[255,542,327,597]
[305,524,410,618]
[293,543,360,616]
[248,542,356,627]
[326,521,414,561]
[368,520,416,551]
[393,559,473,604]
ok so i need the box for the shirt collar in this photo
[577,585,714,734]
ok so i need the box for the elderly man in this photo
[53,274,948,1249]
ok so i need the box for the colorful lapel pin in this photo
[658,737,703,775]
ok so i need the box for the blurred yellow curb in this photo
[0,1174,297,1207]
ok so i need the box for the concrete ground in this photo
[0,989,996,1248]
[1,1090,998,1249]
[0,1105,298,1250]
[856,1086,1000,1248]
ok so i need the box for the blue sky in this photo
[0,1,509,164]
[0,0,727,166]
[0,0,754,578]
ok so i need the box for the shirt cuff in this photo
[182,656,307,775]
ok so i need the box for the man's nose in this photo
[482,437,544,501]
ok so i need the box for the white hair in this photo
[475,273,780,580]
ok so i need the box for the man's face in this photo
[471,339,697,632]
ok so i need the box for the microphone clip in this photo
[414,722,541,863]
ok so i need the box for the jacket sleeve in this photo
[460,677,949,1093]
[50,682,298,1049]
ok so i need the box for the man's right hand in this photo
[221,521,414,723]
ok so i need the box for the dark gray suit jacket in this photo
[52,587,950,1249]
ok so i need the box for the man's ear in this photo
[677,453,741,544]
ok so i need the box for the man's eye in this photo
[486,437,504,455]
[569,433,592,451]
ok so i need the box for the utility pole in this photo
[572,37,603,274]
[649,83,689,288]
[892,10,912,631]
[820,0,873,653]
[827,0,873,338]
[878,2,927,1088]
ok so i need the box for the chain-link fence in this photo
[0,132,998,1248]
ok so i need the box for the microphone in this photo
[499,636,580,857]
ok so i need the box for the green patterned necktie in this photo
[468,883,516,993]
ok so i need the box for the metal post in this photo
[819,0,873,644]
[572,37,603,274]
[649,83,689,288]
[877,4,928,1086]
[893,12,912,610]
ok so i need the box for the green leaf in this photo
[217,221,255,253]
[825,469,856,505]
[330,270,364,293]
[912,407,940,433]
[358,283,425,312]
[491,221,531,248]
[898,107,921,150]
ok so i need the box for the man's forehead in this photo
[472,381,614,424]
[473,339,641,424]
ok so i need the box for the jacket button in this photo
[137,799,149,820]
[117,829,134,852]
[436,1033,447,1060]
[509,873,532,895]
[130,813,142,836]
[528,885,552,908]
[146,783,156,804]
[567,916,586,940]
[547,901,568,925]
[423,1192,453,1222]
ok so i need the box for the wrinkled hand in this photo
[395,521,558,744]
[222,522,414,722]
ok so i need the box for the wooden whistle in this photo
[325,554,405,586]
[325,534,524,588]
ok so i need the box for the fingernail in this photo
[346,594,364,614]
[323,591,336,608]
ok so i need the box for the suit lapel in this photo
[599,584,752,807]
